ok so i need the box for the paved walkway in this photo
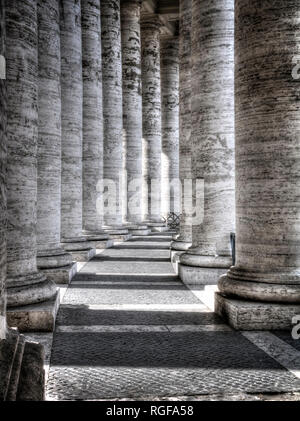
[46,233,300,401]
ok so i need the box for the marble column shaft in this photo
[121,0,143,225]
[179,0,235,284]
[161,36,180,218]
[82,0,107,239]
[0,0,6,339]
[36,0,74,276]
[172,0,192,253]
[141,15,163,223]
[5,0,56,307]
[60,0,95,255]
[101,0,124,228]
[217,1,300,329]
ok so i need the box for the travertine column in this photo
[179,0,235,285]
[82,0,109,245]
[141,14,164,227]
[60,0,95,260]
[216,0,300,330]
[5,0,56,317]
[36,0,76,284]
[101,0,126,231]
[0,0,6,339]
[121,0,146,232]
[161,36,180,218]
[171,0,192,258]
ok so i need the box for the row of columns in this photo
[0,0,180,333]
[173,0,300,330]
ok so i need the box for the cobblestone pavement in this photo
[46,233,300,401]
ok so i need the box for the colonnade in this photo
[0,0,300,394]
[0,0,180,337]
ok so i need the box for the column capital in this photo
[141,13,162,31]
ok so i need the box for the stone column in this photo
[36,0,76,284]
[141,14,166,231]
[160,36,180,219]
[101,0,127,235]
[0,0,6,340]
[179,0,235,285]
[170,0,192,265]
[81,0,110,248]
[120,0,148,235]
[60,0,96,261]
[5,0,57,330]
[216,0,300,330]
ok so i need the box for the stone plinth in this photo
[216,0,300,329]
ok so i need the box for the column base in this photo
[0,328,45,401]
[215,291,300,331]
[41,262,77,285]
[83,231,114,249]
[68,248,96,262]
[179,264,228,286]
[170,240,192,252]
[6,291,60,332]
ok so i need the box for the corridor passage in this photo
[46,234,300,401]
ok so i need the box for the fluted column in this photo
[161,36,180,219]
[0,0,6,339]
[82,0,109,244]
[36,0,76,284]
[60,0,95,260]
[120,0,146,234]
[141,14,164,228]
[216,0,300,330]
[179,0,235,285]
[5,0,57,320]
[171,0,192,259]
[101,0,126,232]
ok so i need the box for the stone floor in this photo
[45,233,300,401]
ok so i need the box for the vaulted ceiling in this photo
[142,0,179,36]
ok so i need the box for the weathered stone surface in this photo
[82,0,105,233]
[0,0,6,341]
[215,292,300,331]
[6,333,25,401]
[141,14,162,222]
[5,0,57,309]
[101,0,123,227]
[217,1,300,326]
[36,0,75,281]
[161,36,180,218]
[7,292,60,332]
[121,0,143,224]
[171,0,192,251]
[179,265,227,286]
[16,341,45,400]
[180,0,235,282]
